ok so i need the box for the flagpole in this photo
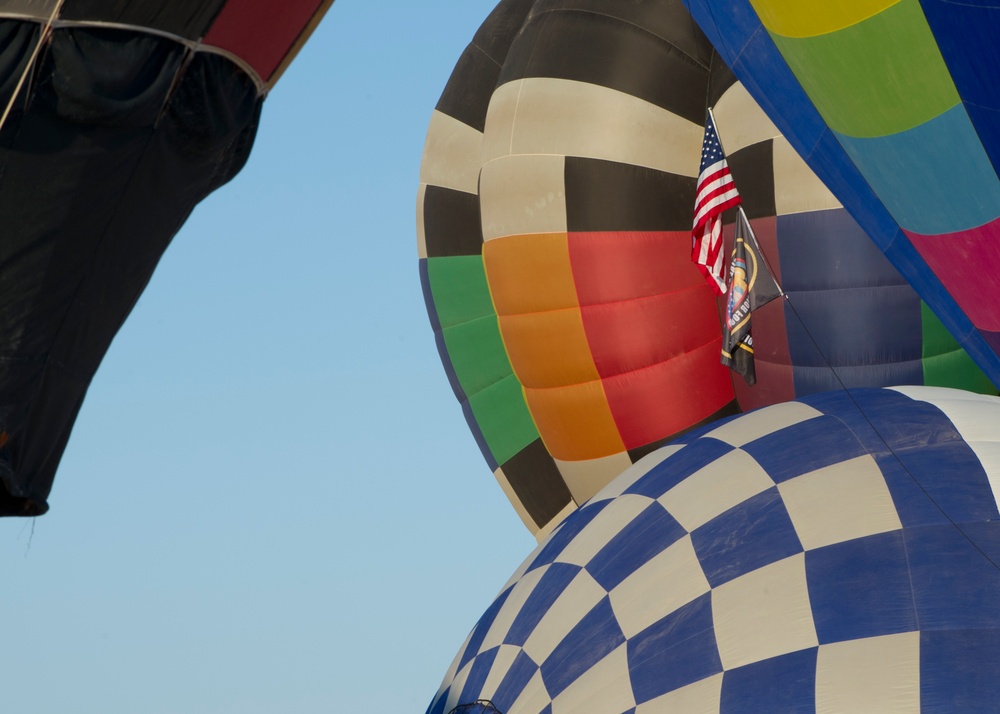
[707,106,721,150]
[704,105,785,298]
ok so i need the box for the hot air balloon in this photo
[428,386,1000,714]
[685,0,1000,391]
[417,0,995,539]
[0,1,332,515]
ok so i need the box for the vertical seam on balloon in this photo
[0,0,63,134]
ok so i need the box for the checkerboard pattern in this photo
[426,387,1000,714]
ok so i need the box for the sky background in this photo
[0,2,537,711]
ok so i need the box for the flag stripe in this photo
[692,113,741,295]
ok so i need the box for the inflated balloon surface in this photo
[687,0,1000,393]
[417,0,996,538]
[428,386,1000,714]
[0,1,330,514]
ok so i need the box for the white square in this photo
[635,673,723,714]
[480,645,525,703]
[481,565,551,652]
[704,401,823,447]
[507,669,551,714]
[816,632,920,714]
[609,535,711,639]
[444,658,476,714]
[778,454,901,551]
[711,554,818,670]
[555,494,655,567]
[522,569,606,664]
[551,645,635,714]
[658,449,774,531]
[591,445,684,503]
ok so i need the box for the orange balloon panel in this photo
[523,378,626,461]
[485,229,735,462]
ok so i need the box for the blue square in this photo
[505,563,582,646]
[627,593,722,704]
[426,688,449,714]
[540,597,625,698]
[720,647,818,713]
[490,650,540,714]
[921,629,1000,712]
[741,416,868,484]
[876,453,950,528]
[692,488,803,587]
[799,389,890,457]
[895,443,999,524]
[906,523,1000,630]
[806,530,916,644]
[459,586,513,670]
[626,438,734,500]
[528,500,610,571]
[459,647,500,705]
[586,502,686,591]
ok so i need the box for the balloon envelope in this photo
[427,386,1000,714]
[685,0,1000,392]
[0,2,331,514]
[418,0,995,538]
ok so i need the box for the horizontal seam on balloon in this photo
[758,2,899,41]
[781,282,911,293]
[770,357,926,369]
[520,334,721,391]
[464,372,523,402]
[480,148,700,180]
[826,98,959,140]
[0,14,267,94]
[468,39,507,72]
[494,287,710,318]
[436,312,500,331]
[526,7,712,71]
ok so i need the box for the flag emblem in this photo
[721,210,782,385]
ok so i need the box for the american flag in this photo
[692,112,741,295]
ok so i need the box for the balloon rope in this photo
[736,205,784,297]
[0,0,66,135]
[779,295,1000,574]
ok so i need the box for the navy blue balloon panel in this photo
[427,387,1000,714]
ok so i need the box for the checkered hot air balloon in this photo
[428,387,1000,714]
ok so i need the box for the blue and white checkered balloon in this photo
[428,387,1000,714]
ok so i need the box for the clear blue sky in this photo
[0,2,536,711]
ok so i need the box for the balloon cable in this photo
[778,291,1000,574]
[705,106,993,571]
[0,0,65,136]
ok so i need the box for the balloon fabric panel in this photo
[921,303,998,394]
[685,0,1000,386]
[203,0,330,82]
[763,0,959,138]
[922,0,1000,166]
[1,0,333,87]
[419,0,999,539]
[0,24,261,514]
[59,0,228,39]
[427,387,1000,713]
[748,0,897,38]
[417,0,573,535]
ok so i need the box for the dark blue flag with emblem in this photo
[721,209,783,385]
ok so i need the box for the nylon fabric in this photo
[0,22,260,514]
[750,0,900,38]
[428,387,1000,714]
